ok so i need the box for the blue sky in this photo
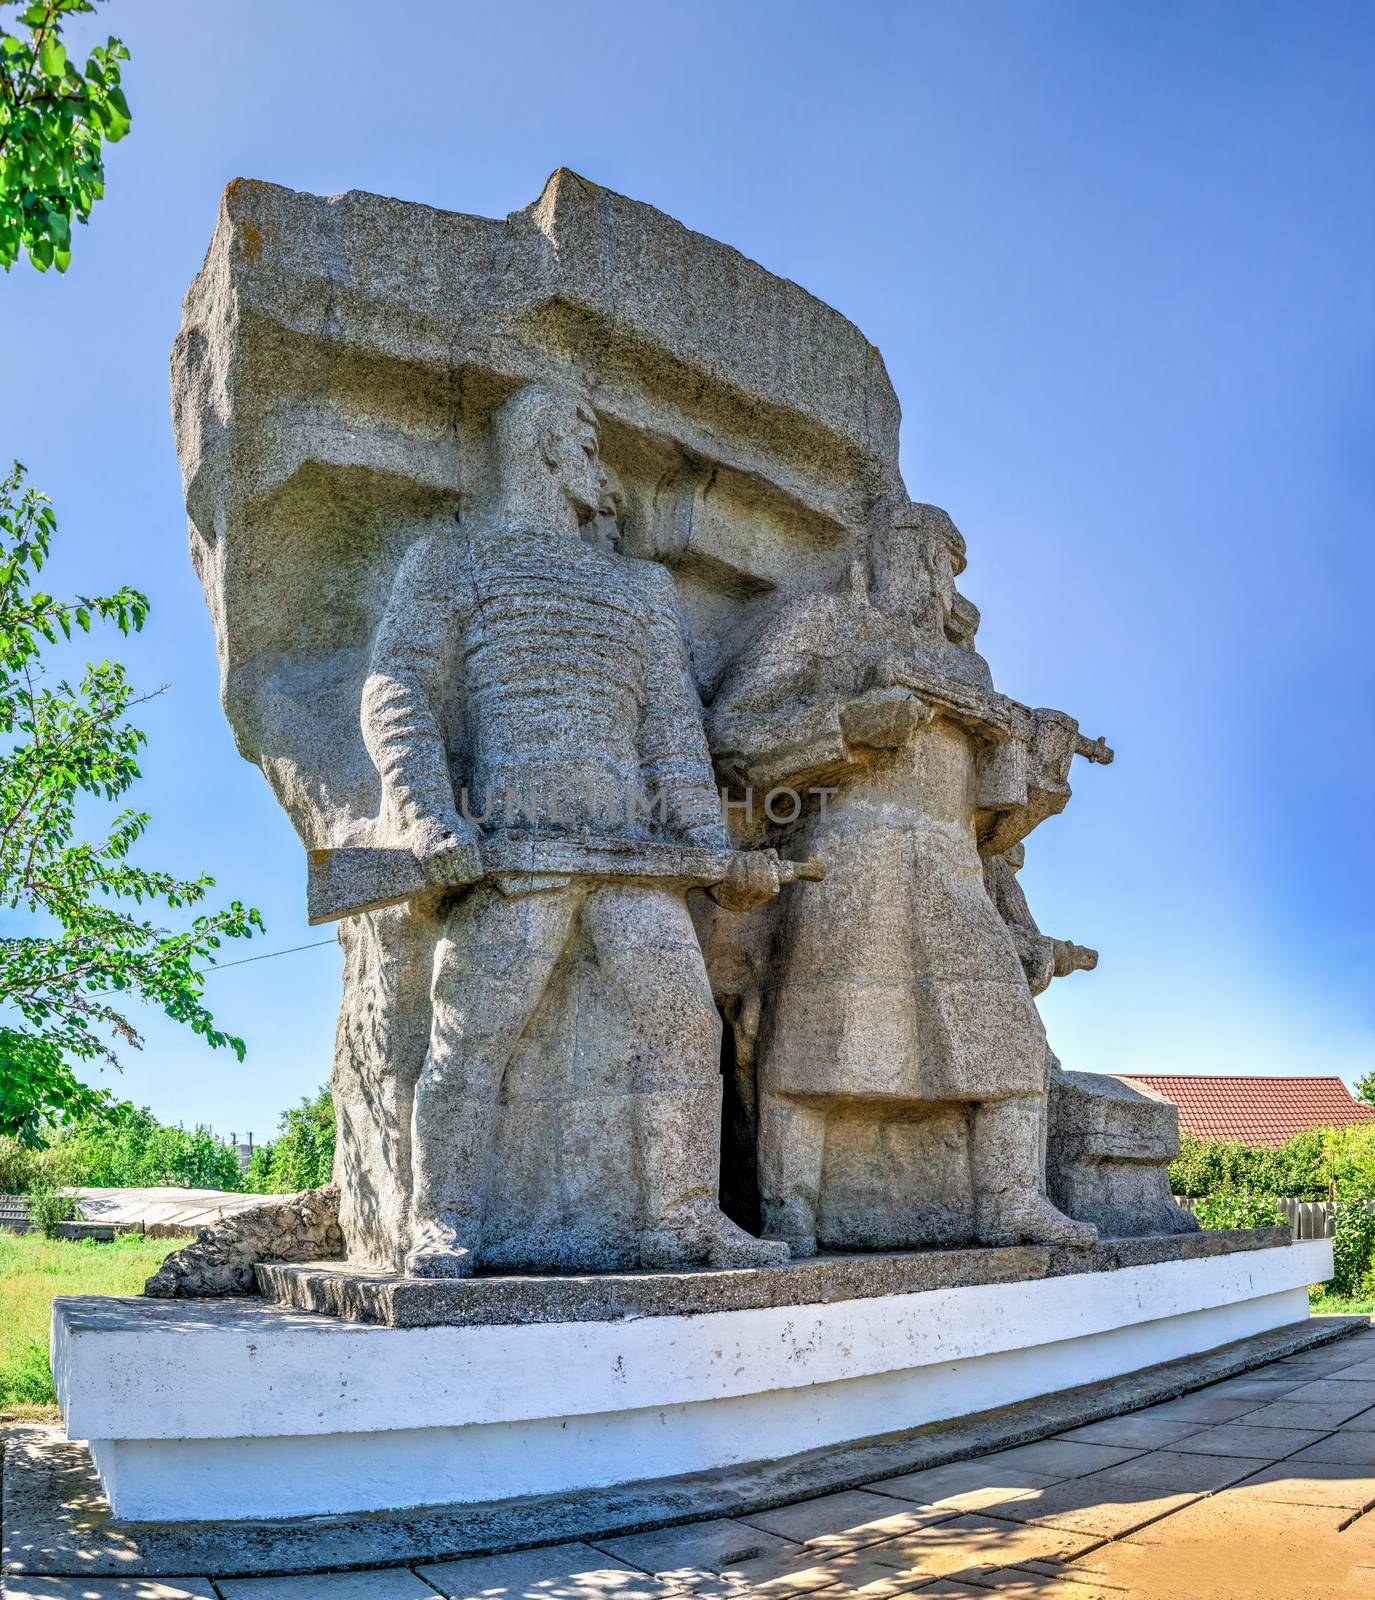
[1,0,1371,1138]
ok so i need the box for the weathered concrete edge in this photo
[5,1314,1363,1579]
[254,1227,1291,1328]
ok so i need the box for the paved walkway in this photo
[6,1320,1375,1600]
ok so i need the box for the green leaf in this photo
[39,35,66,78]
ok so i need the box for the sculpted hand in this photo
[405,814,483,888]
[839,687,930,751]
[710,849,782,912]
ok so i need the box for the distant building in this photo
[1115,1074,1375,1149]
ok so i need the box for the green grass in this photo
[0,1230,192,1419]
[1309,1284,1375,1317]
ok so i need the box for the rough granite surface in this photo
[169,169,1194,1278]
[254,1227,1291,1328]
[144,1186,343,1296]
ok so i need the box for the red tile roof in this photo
[1114,1074,1375,1148]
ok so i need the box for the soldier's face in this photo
[547,411,605,520]
[926,539,957,620]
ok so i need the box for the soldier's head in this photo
[490,383,605,524]
[869,503,968,639]
[583,464,625,556]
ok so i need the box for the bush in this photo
[1330,1201,1375,1299]
[1169,1124,1375,1204]
[242,1086,335,1194]
[47,1104,241,1190]
[1319,1124,1375,1201]
[0,1134,38,1195]
[24,1180,76,1239]
[1192,1191,1285,1230]
[2,1133,80,1196]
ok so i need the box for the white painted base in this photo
[54,1240,1331,1522]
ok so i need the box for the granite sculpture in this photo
[704,503,1121,1253]
[355,381,792,1274]
[171,168,1195,1281]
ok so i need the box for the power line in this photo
[204,937,337,974]
[70,937,340,998]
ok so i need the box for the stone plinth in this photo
[254,1226,1291,1328]
[52,1233,1326,1523]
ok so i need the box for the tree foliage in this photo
[0,463,264,1140]
[1190,1190,1285,1230]
[0,0,130,272]
[44,1100,242,1189]
[242,1085,335,1194]
[1355,1070,1375,1109]
[1169,1127,1332,1202]
[1330,1201,1375,1300]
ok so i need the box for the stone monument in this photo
[37,171,1328,1534]
[168,169,1195,1281]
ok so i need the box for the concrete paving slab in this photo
[965,1477,1202,1540]
[1318,1359,1375,1381]
[1129,1393,1264,1423]
[1164,1421,1329,1458]
[594,1517,798,1593]
[968,1442,1144,1482]
[1222,1460,1375,1510]
[1,1582,218,1599]
[862,1461,1057,1515]
[667,1544,928,1598]
[1289,1431,1375,1466]
[1191,1375,1304,1399]
[1283,1378,1375,1405]
[1239,1397,1375,1428]
[1084,1449,1259,1494]
[893,1583,998,1598]
[1275,1345,1370,1365]
[417,1542,681,1600]
[884,1584,991,1599]
[1052,1415,1205,1450]
[1116,1495,1369,1598]
[860,1514,1103,1581]
[218,1571,439,1599]
[740,1490,937,1552]
[968,1568,1126,1597]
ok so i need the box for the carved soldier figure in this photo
[708,503,1100,1255]
[362,383,787,1276]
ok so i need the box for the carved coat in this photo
[708,583,1048,1105]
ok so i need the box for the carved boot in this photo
[404,1213,478,1279]
[976,1190,1097,1249]
[760,1197,819,1258]
[641,1204,791,1270]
